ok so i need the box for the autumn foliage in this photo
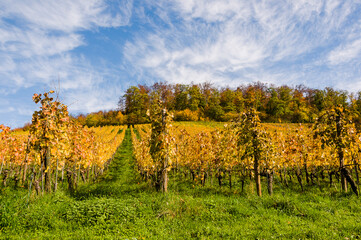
[0,91,125,194]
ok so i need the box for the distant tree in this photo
[151,82,175,110]
[200,82,214,108]
[266,88,281,121]
[85,112,103,127]
[188,84,204,111]
[311,89,325,112]
[173,84,189,111]
[116,111,125,125]
[350,91,361,131]
[290,85,311,123]
[234,89,244,113]
[323,87,348,109]
[115,82,356,124]
[243,82,268,113]
[220,88,236,113]
[75,114,86,126]
[205,89,224,121]
[121,85,150,124]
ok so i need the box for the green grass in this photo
[1,128,361,239]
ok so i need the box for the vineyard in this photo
[1,91,359,197]
[1,92,361,239]
[0,91,125,195]
[132,107,361,197]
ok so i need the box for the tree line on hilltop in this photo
[70,82,361,127]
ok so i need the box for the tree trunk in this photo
[288,172,293,184]
[22,162,28,186]
[0,156,4,175]
[81,170,86,182]
[22,137,31,186]
[162,168,168,193]
[279,170,283,184]
[329,171,333,187]
[154,171,162,191]
[2,170,9,187]
[61,165,65,182]
[338,149,347,192]
[54,158,59,192]
[304,157,310,185]
[77,164,81,184]
[40,161,44,193]
[67,169,75,193]
[201,172,207,187]
[354,160,359,186]
[73,162,77,189]
[44,146,52,193]
[229,171,232,189]
[341,168,358,196]
[267,170,273,196]
[162,108,168,193]
[34,176,41,195]
[86,166,90,182]
[296,172,303,192]
[283,165,288,187]
[14,166,21,188]
[254,153,262,197]
[218,173,222,187]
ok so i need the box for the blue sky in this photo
[1,0,361,128]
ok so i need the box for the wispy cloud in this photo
[328,38,361,65]
[0,1,133,129]
[0,0,132,32]
[0,0,133,127]
[123,0,361,90]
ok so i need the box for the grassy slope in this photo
[1,128,361,239]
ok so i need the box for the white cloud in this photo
[123,0,360,92]
[172,0,250,23]
[0,27,84,58]
[0,0,133,61]
[0,0,132,32]
[0,0,133,125]
[328,38,361,65]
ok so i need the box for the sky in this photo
[1,0,361,128]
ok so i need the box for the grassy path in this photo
[73,128,144,199]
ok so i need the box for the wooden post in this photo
[40,161,44,194]
[267,170,273,196]
[162,108,168,193]
[354,159,359,186]
[22,137,31,186]
[0,156,4,175]
[54,158,59,192]
[253,133,262,197]
[254,156,262,197]
[44,146,52,193]
[338,149,347,192]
